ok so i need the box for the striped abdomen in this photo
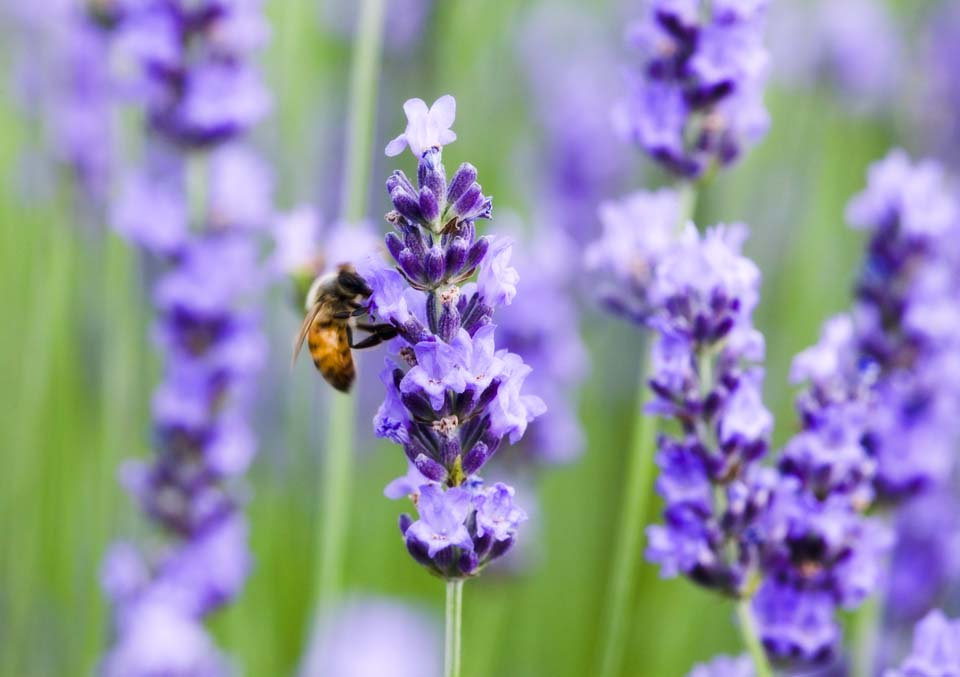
[308,315,355,392]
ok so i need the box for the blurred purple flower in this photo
[516,3,630,243]
[4,2,119,204]
[687,654,754,677]
[616,0,771,177]
[100,599,230,677]
[496,226,588,464]
[114,0,271,147]
[885,490,960,626]
[887,610,960,677]
[584,188,682,325]
[749,150,960,666]
[299,597,441,677]
[846,150,960,501]
[919,3,960,166]
[751,582,839,665]
[768,0,902,115]
[101,0,275,671]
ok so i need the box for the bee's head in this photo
[336,264,373,298]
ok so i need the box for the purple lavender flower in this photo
[767,0,902,115]
[101,0,274,670]
[615,0,771,177]
[516,4,631,244]
[584,188,683,325]
[687,654,754,677]
[100,597,230,677]
[495,226,588,464]
[114,0,271,148]
[299,597,441,677]
[919,3,960,166]
[368,95,543,579]
[385,95,457,159]
[4,1,119,204]
[886,610,960,677]
[749,311,892,665]
[270,205,383,308]
[846,150,960,501]
[750,582,839,665]
[885,490,960,626]
[644,224,774,595]
[406,485,475,558]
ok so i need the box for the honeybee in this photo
[292,264,398,392]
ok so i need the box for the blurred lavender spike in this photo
[616,0,771,178]
[100,1,275,673]
[643,223,774,596]
[300,597,441,677]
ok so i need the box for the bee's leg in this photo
[355,322,398,336]
[351,323,399,350]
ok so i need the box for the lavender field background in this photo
[0,0,949,675]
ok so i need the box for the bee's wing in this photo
[291,302,326,369]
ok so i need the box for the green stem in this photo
[852,594,883,677]
[445,580,464,677]
[597,350,658,677]
[677,181,698,227]
[315,0,385,608]
[340,0,387,223]
[737,597,773,677]
[315,394,355,604]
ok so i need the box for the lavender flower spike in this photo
[368,95,543,580]
[101,0,274,672]
[616,0,771,177]
[644,224,774,596]
[846,150,960,501]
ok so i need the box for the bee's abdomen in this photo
[308,320,355,392]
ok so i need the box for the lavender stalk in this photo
[444,580,464,677]
[366,94,544,672]
[99,1,274,673]
[592,1,772,671]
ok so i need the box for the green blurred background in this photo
[0,0,917,674]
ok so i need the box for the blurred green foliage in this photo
[0,0,901,674]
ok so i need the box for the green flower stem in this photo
[445,579,464,677]
[340,0,386,223]
[597,182,699,677]
[315,0,385,608]
[851,593,883,677]
[737,597,773,677]
[597,352,659,677]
